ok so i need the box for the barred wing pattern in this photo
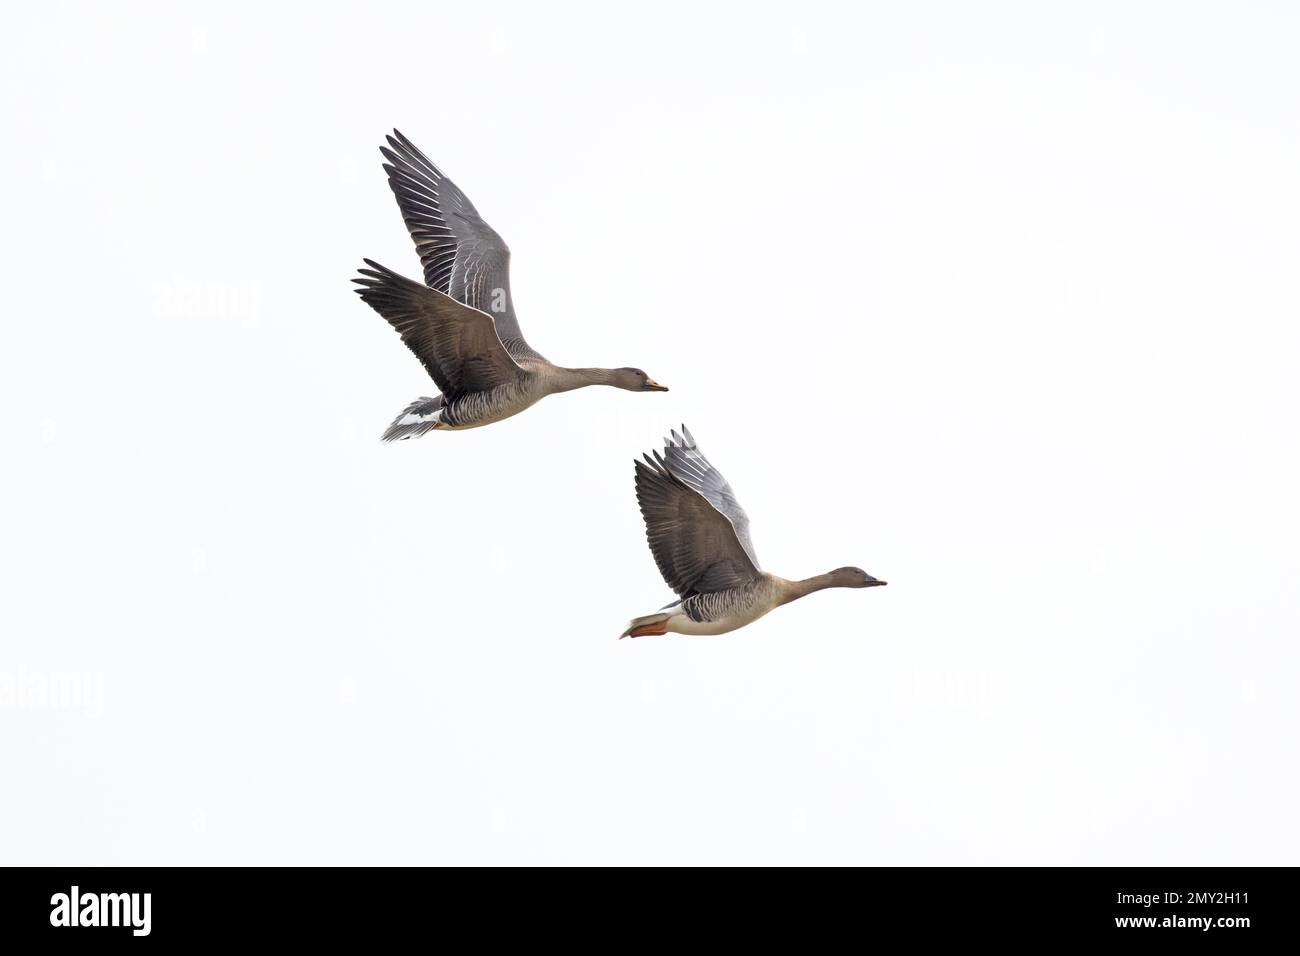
[659,426,760,568]
[381,130,543,361]
[634,429,762,598]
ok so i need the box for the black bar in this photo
[0,866,1288,944]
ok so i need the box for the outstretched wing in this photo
[634,436,762,598]
[352,259,522,397]
[659,425,760,568]
[380,130,543,361]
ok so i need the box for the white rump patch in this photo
[399,409,441,425]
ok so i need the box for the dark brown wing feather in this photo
[659,425,760,568]
[351,259,522,397]
[380,130,543,362]
[634,451,761,598]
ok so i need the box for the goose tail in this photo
[619,609,674,639]
[382,395,445,441]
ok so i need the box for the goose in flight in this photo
[353,130,668,439]
[623,427,886,638]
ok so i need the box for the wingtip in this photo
[637,452,673,479]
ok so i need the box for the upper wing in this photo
[634,440,762,598]
[352,259,523,397]
[659,425,760,568]
[380,130,543,361]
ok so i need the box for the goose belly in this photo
[442,385,541,429]
[667,588,780,636]
[667,612,763,636]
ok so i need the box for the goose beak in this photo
[644,378,669,392]
[865,577,887,587]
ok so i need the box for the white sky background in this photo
[2,1,1297,865]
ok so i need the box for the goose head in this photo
[613,367,669,392]
[830,567,888,588]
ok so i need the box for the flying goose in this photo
[622,427,886,638]
[353,130,668,439]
